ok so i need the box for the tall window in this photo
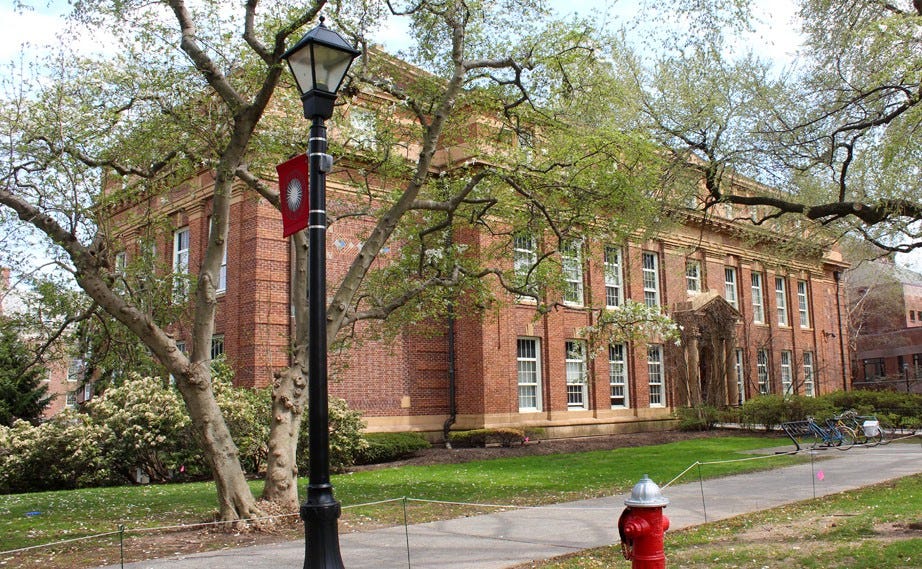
[513,234,537,298]
[609,343,629,408]
[797,280,810,328]
[67,358,84,383]
[114,251,127,275]
[347,107,377,149]
[211,335,225,359]
[724,267,738,309]
[780,350,793,395]
[863,358,885,379]
[757,349,770,394]
[561,240,584,306]
[751,273,765,324]
[735,348,745,404]
[803,352,815,397]
[208,217,227,292]
[173,227,190,299]
[775,277,788,326]
[642,252,660,308]
[647,345,665,407]
[604,246,624,308]
[517,338,542,412]
[686,261,701,294]
[565,341,588,410]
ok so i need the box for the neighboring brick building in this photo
[847,260,922,393]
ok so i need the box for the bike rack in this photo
[781,420,813,452]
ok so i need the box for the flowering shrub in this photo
[297,397,367,472]
[87,374,206,483]
[0,362,369,492]
[0,412,113,493]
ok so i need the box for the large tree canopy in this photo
[633,0,922,254]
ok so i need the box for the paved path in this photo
[103,440,922,569]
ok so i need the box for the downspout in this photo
[443,220,457,448]
[834,271,848,391]
[443,303,457,448]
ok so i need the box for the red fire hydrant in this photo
[618,474,670,569]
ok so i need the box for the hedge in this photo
[353,432,430,465]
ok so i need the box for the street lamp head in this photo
[282,16,361,119]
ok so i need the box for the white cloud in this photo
[0,7,67,63]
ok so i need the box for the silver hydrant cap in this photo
[624,474,669,507]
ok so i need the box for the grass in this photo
[0,435,798,558]
[515,473,922,569]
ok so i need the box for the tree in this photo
[632,0,922,254]
[0,318,52,426]
[0,0,668,520]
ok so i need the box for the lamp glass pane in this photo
[311,44,354,92]
[286,49,316,95]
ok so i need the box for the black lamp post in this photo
[281,16,360,569]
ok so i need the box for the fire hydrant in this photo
[618,474,670,569]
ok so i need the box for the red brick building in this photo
[103,160,851,438]
[847,260,922,393]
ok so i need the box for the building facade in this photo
[102,163,851,438]
[847,260,922,393]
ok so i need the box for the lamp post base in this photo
[301,485,345,569]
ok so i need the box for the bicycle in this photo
[835,410,884,446]
[806,416,855,450]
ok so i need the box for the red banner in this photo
[277,154,309,238]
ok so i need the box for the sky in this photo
[1,0,920,272]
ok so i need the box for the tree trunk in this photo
[263,232,309,509]
[177,365,261,522]
[262,366,307,511]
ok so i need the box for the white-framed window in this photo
[114,251,127,275]
[170,341,187,385]
[757,348,770,394]
[65,391,77,409]
[347,107,377,149]
[513,234,537,299]
[642,251,660,308]
[609,343,629,408]
[209,218,228,294]
[561,240,584,306]
[173,227,191,299]
[751,273,765,324]
[565,341,588,410]
[797,280,810,328]
[803,352,815,397]
[686,261,701,294]
[775,277,788,326]
[604,246,624,308]
[780,350,793,395]
[211,335,225,359]
[647,344,665,407]
[517,338,542,412]
[67,358,84,383]
[724,267,738,309]
[735,348,745,404]
[83,383,93,402]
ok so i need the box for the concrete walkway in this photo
[103,440,922,569]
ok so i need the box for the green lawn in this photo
[516,473,922,569]
[1,435,796,553]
